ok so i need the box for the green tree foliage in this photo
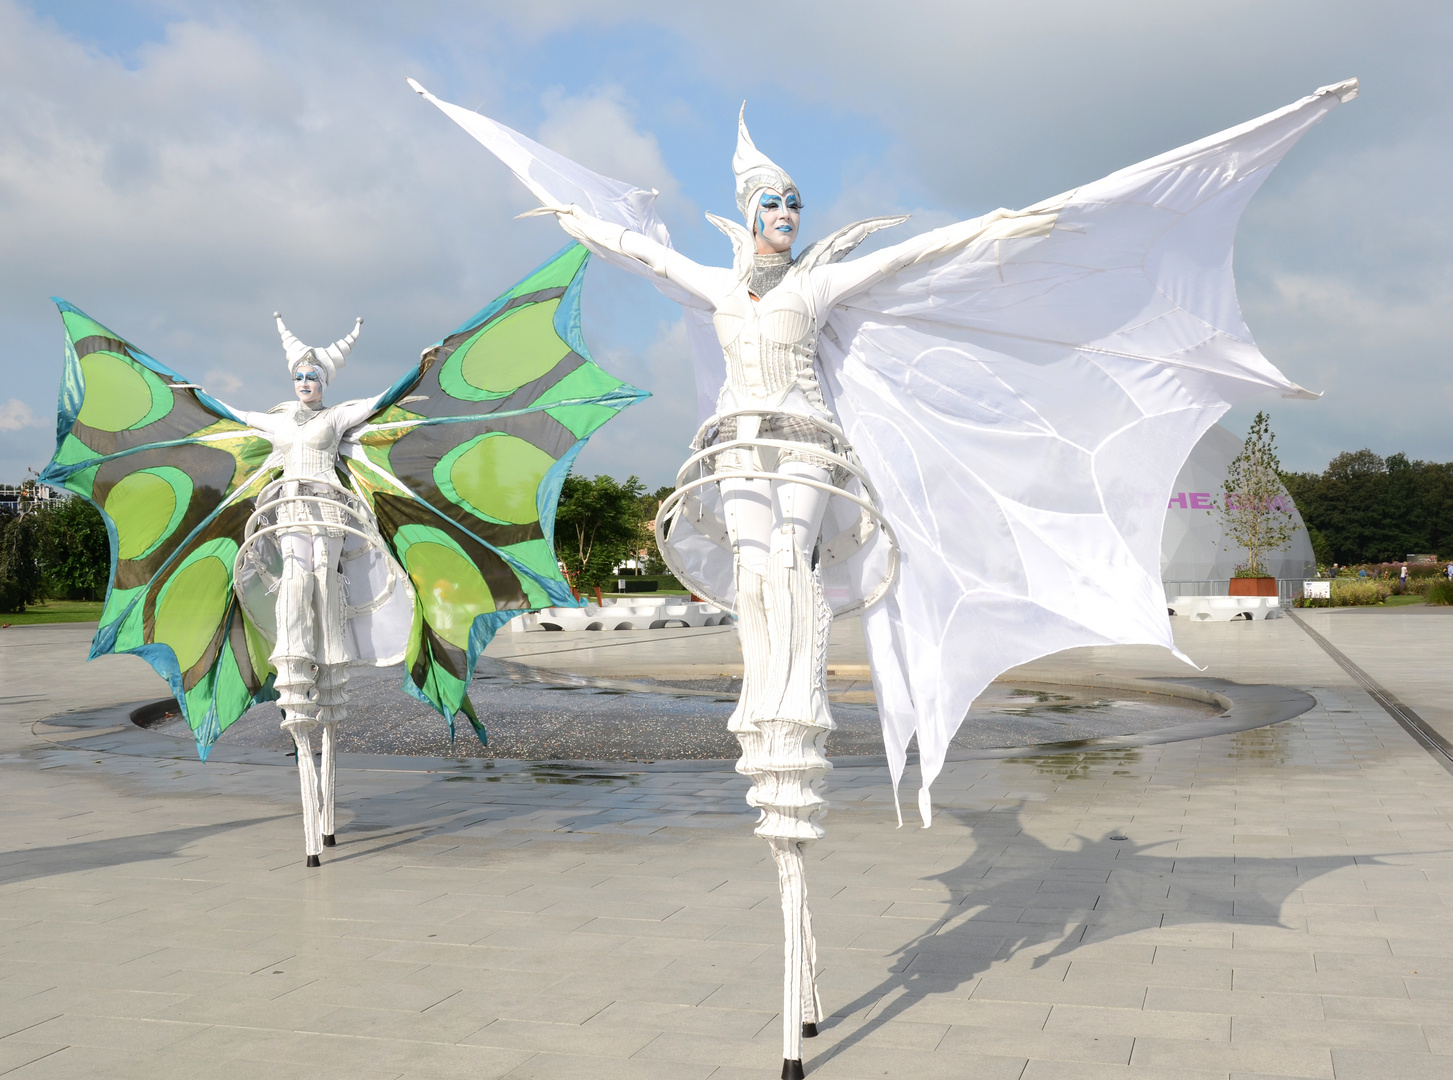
[39,496,110,601]
[0,508,44,613]
[1281,450,1453,564]
[1215,412,1298,577]
[632,485,675,575]
[554,473,646,588]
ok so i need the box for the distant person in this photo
[1400,565,1409,589]
[1446,562,1452,580]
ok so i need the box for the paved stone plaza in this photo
[2,609,1451,1079]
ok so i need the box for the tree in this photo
[632,485,675,575]
[553,473,646,588]
[1282,450,1453,564]
[0,507,44,613]
[1214,412,1298,577]
[40,496,110,601]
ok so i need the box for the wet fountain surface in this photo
[143,657,1222,761]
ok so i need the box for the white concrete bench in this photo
[1167,595,1283,621]
[505,596,733,632]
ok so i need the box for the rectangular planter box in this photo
[1229,577,1278,596]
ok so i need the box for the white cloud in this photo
[572,316,696,487]
[537,86,696,225]
[0,398,39,432]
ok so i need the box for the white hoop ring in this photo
[654,411,899,616]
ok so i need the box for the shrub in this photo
[1297,578,1393,608]
[1425,579,1453,606]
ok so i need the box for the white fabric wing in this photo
[411,76,1355,825]
[819,81,1354,818]
[408,79,727,419]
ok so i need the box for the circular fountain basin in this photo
[140,658,1223,762]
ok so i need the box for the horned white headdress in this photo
[733,105,799,232]
[274,313,363,386]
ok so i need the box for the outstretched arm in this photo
[332,390,390,436]
[815,204,1061,311]
[526,205,732,307]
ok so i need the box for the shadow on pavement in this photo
[813,797,1382,1068]
[0,817,285,886]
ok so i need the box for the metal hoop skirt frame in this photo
[234,478,402,623]
[653,409,900,618]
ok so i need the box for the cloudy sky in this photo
[2,0,1447,486]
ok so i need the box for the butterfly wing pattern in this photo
[343,242,645,738]
[39,301,278,754]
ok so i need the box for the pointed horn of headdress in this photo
[314,317,364,377]
[274,313,362,386]
[733,103,798,224]
[274,312,312,368]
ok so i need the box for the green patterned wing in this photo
[38,301,278,757]
[343,243,646,737]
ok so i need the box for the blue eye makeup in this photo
[294,371,321,384]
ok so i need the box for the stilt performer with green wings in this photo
[39,243,644,865]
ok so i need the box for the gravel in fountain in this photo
[143,657,1222,761]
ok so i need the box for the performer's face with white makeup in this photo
[293,363,324,405]
[754,188,801,255]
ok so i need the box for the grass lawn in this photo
[1,600,104,626]
[1383,594,1429,607]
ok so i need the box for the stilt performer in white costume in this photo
[41,245,644,870]
[231,317,380,867]
[409,77,1356,1076]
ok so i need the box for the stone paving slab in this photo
[1,616,1451,1078]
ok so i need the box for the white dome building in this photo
[1161,423,1316,600]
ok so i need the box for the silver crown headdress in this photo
[733,104,799,232]
[274,313,363,386]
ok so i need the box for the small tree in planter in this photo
[1214,412,1299,596]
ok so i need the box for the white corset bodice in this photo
[712,278,824,410]
[271,404,344,481]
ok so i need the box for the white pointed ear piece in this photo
[406,77,427,95]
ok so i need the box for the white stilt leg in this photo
[272,542,325,866]
[312,536,349,850]
[771,838,813,1069]
[281,718,324,864]
[729,519,833,1079]
[318,720,337,846]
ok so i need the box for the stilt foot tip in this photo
[802,1022,818,1038]
[782,1059,805,1080]
[305,854,320,867]
[322,834,336,847]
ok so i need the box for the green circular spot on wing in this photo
[403,541,495,649]
[77,352,153,431]
[152,556,230,672]
[458,300,570,393]
[105,472,178,560]
[448,434,553,525]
